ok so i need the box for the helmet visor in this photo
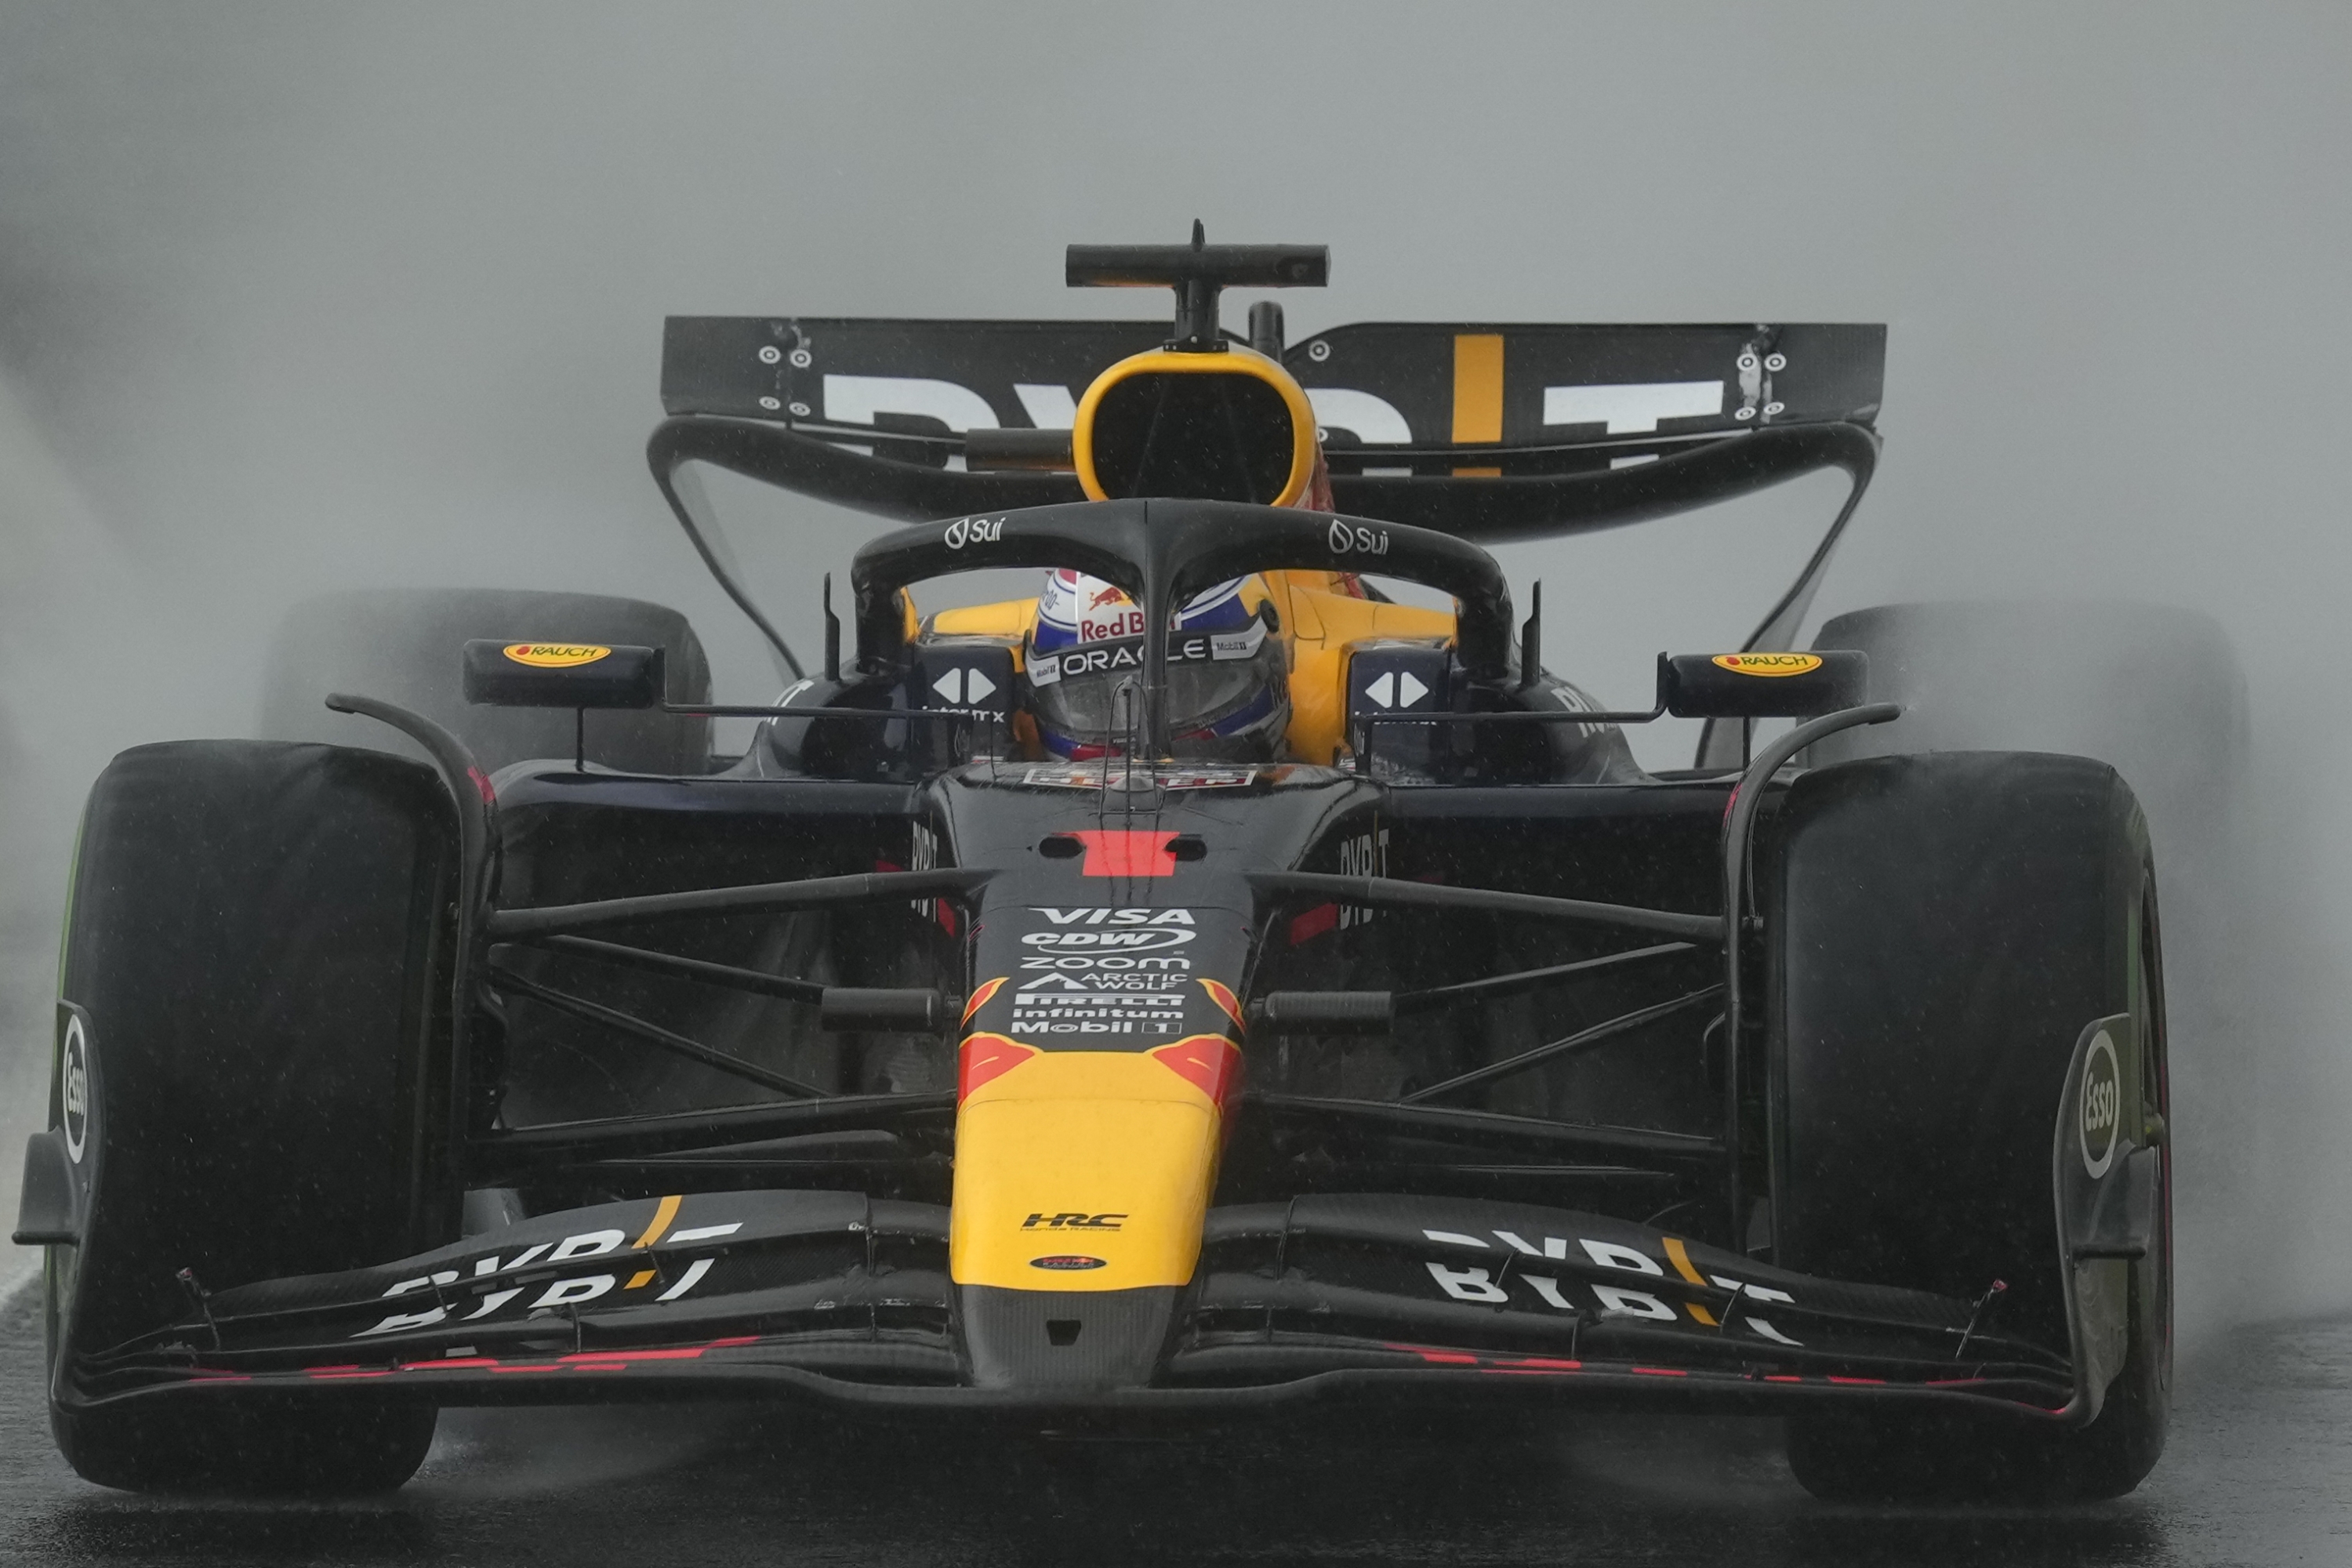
[1029,619,1283,747]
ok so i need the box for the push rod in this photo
[1394,941,1695,1014]
[1246,1094,1723,1162]
[465,1092,955,1181]
[1248,872,1722,943]
[507,935,828,1004]
[488,965,829,1099]
[486,866,989,940]
[1401,985,1724,1105]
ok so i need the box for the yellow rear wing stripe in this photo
[1450,334,1505,445]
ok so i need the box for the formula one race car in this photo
[19,231,2170,1503]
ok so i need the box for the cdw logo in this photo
[1022,1212,1125,1230]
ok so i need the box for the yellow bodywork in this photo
[1072,345,1319,509]
[949,1048,1224,1292]
[926,572,1454,764]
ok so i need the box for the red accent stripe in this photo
[1482,1366,1582,1376]
[957,1034,1039,1100]
[1149,1036,1243,1109]
[1630,1366,1690,1377]
[1287,902,1339,946]
[1827,1375,1886,1385]
[962,977,1007,1025]
[368,1337,764,1380]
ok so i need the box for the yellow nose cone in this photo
[949,1041,1235,1292]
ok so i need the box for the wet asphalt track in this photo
[2,1283,2348,1566]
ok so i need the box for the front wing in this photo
[73,1187,2075,1425]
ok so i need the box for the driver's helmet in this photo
[1026,570,1290,760]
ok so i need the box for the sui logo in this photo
[944,515,1005,550]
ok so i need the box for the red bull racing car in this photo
[17,232,2170,1502]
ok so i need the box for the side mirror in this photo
[1661,650,1867,718]
[462,641,666,709]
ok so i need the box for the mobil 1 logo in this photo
[1011,977,1187,1036]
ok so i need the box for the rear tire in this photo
[1769,751,2171,1502]
[45,740,456,1494]
[256,586,714,775]
[1809,599,2245,878]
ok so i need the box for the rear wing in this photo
[655,318,1882,542]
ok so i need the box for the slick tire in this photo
[256,587,714,775]
[1769,751,2171,1503]
[43,740,456,1494]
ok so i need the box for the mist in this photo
[3,2,2348,1340]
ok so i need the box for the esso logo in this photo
[2079,1029,2122,1178]
[1327,517,1390,557]
[944,515,1005,550]
[60,1013,91,1163]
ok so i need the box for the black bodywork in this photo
[26,271,2158,1439]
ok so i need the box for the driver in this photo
[1025,568,1290,761]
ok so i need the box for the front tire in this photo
[49,1395,437,1497]
[45,740,456,1494]
[1770,750,2172,1502]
